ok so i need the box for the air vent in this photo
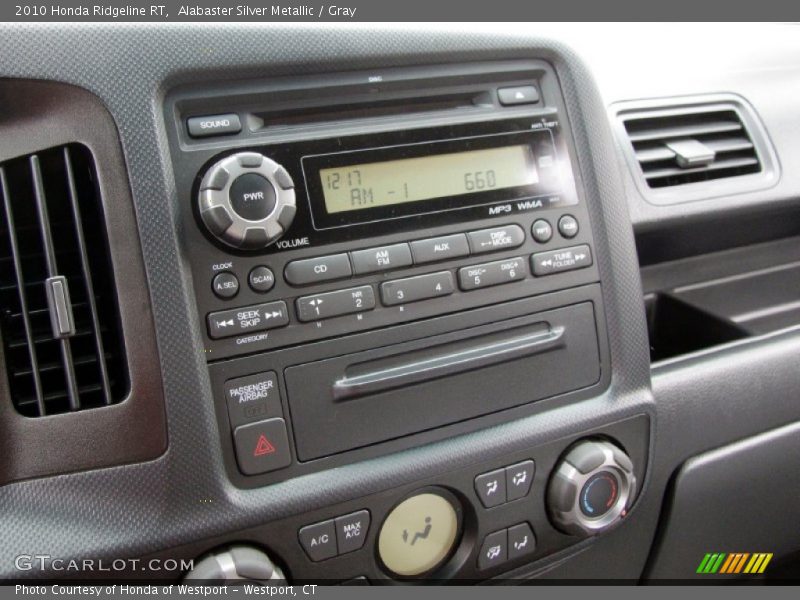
[624,108,762,188]
[0,144,128,417]
[613,95,779,204]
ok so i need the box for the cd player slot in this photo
[250,91,492,131]
[332,322,565,401]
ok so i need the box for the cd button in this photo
[285,254,352,286]
[350,243,412,275]
[296,286,375,322]
[467,225,525,254]
[410,234,470,264]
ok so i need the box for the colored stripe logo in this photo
[697,552,772,574]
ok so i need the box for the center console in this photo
[164,59,649,581]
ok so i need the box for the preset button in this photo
[458,257,526,291]
[380,271,454,306]
[296,286,375,322]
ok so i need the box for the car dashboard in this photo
[0,23,799,583]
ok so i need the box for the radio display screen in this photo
[318,145,538,214]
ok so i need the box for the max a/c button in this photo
[233,418,291,475]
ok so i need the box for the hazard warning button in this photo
[233,418,291,475]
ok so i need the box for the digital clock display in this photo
[319,145,538,214]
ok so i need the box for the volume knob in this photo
[547,439,636,537]
[198,152,296,250]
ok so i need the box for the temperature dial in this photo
[198,152,296,250]
[547,439,636,536]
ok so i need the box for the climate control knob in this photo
[198,152,296,250]
[547,439,636,536]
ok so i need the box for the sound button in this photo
[378,491,460,577]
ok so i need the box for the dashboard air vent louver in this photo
[0,144,128,417]
[623,108,762,189]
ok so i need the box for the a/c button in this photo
[299,520,337,562]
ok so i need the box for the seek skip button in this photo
[224,371,282,427]
[336,510,371,555]
[207,301,289,339]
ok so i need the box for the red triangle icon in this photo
[253,434,276,457]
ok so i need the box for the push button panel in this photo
[300,510,372,562]
[202,215,595,355]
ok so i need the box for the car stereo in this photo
[166,60,606,486]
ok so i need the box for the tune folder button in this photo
[531,245,593,277]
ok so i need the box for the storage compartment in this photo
[640,236,800,363]
[285,302,600,461]
[645,294,748,362]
